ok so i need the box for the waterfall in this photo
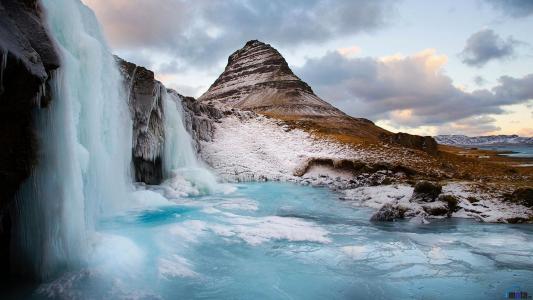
[161,89,219,196]
[11,0,133,279]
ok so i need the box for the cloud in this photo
[517,127,533,137]
[337,46,362,58]
[485,0,533,18]
[436,116,501,136]
[460,29,519,67]
[83,0,397,69]
[295,49,533,133]
[473,75,487,86]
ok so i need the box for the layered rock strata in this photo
[198,40,345,117]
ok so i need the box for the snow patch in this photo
[201,115,358,182]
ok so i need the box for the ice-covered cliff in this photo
[116,57,222,185]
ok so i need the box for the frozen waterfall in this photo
[161,89,219,196]
[10,0,220,280]
[11,0,133,279]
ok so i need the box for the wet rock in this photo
[411,181,442,202]
[422,203,449,216]
[0,0,60,278]
[439,195,460,217]
[505,217,529,224]
[370,203,406,222]
[0,0,60,209]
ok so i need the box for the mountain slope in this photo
[199,40,437,152]
[198,40,344,117]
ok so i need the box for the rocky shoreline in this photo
[196,111,532,224]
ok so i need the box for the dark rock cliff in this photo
[0,0,60,278]
[178,91,223,151]
[116,57,165,185]
[116,57,221,185]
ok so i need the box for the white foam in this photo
[168,220,208,243]
[341,245,368,260]
[158,255,198,279]
[88,233,145,274]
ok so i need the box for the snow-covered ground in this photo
[342,183,532,223]
[201,115,359,182]
[201,115,532,223]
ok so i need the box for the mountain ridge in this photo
[436,134,533,145]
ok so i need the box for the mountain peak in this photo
[199,40,345,117]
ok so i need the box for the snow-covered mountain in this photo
[435,135,533,145]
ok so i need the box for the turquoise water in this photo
[4,182,533,299]
[475,144,533,158]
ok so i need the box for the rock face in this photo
[0,0,60,278]
[116,57,222,184]
[116,57,165,184]
[198,40,345,117]
[385,132,438,155]
[179,91,223,151]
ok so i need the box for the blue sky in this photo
[84,0,533,136]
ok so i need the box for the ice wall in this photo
[11,0,132,279]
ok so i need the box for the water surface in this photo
[474,144,533,158]
[4,182,533,299]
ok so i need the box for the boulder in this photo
[411,181,442,202]
[422,195,459,217]
[370,203,406,222]
[439,195,460,217]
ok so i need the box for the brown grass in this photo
[262,112,533,188]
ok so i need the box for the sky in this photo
[83,0,533,137]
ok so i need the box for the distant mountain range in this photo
[435,135,533,145]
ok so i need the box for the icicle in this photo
[0,50,7,95]
[32,82,46,107]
